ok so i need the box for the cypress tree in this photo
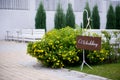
[83,2,91,28]
[66,3,75,28]
[35,1,46,31]
[80,22,83,28]
[54,3,66,29]
[115,5,120,29]
[92,5,100,29]
[106,4,116,29]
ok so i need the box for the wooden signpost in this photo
[76,36,101,50]
[77,9,101,70]
[76,36,101,70]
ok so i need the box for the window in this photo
[111,0,120,8]
[44,0,56,11]
[0,0,29,10]
[74,0,86,12]
[74,0,102,12]
[36,0,68,11]
[60,0,68,11]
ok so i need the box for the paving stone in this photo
[0,41,109,80]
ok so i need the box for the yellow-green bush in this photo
[27,27,117,68]
[27,27,82,68]
[87,31,118,64]
[87,46,110,64]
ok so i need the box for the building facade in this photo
[0,0,120,40]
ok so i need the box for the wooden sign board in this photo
[76,36,101,50]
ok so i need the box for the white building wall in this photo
[0,0,118,40]
[100,0,107,29]
[0,10,35,40]
[0,0,35,40]
[46,11,55,31]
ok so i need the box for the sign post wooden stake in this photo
[76,36,101,70]
[77,9,101,70]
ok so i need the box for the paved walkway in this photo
[0,41,109,80]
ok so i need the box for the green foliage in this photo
[101,31,116,63]
[101,31,111,41]
[83,2,91,28]
[87,48,109,64]
[54,3,66,29]
[66,3,75,28]
[87,31,111,64]
[92,5,100,29]
[80,22,83,28]
[87,30,118,64]
[27,27,118,68]
[27,42,34,57]
[115,5,120,29]
[35,1,46,31]
[118,48,120,53]
[27,27,82,68]
[106,4,116,29]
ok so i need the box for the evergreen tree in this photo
[92,5,100,29]
[80,22,83,28]
[35,1,46,31]
[115,5,120,29]
[83,2,91,28]
[106,4,116,29]
[54,3,66,29]
[66,3,75,28]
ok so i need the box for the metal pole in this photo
[80,9,93,70]
[80,50,93,70]
[84,9,88,19]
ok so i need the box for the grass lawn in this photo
[67,62,120,80]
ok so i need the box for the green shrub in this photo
[83,2,91,28]
[87,31,116,64]
[106,4,116,29]
[66,3,75,28]
[54,3,66,29]
[27,27,82,68]
[35,1,46,31]
[118,48,120,53]
[86,32,109,64]
[92,4,100,29]
[87,49,109,64]
[115,5,120,29]
[27,27,117,68]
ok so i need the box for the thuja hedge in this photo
[27,27,117,68]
